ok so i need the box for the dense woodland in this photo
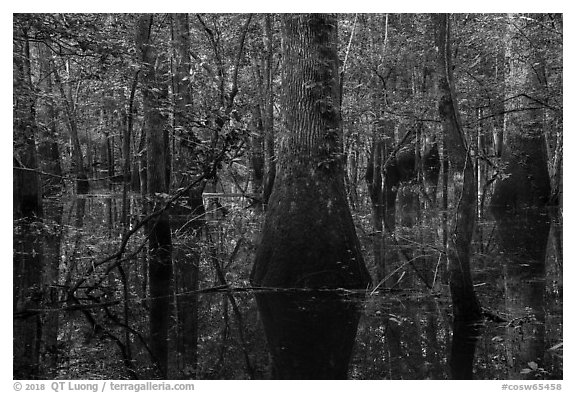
[13,13,562,380]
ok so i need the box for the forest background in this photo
[5,3,570,388]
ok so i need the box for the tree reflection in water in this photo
[255,291,363,379]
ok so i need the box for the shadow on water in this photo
[255,291,363,379]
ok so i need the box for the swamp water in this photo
[13,191,563,379]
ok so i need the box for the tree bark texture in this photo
[13,24,43,218]
[251,14,370,289]
[170,13,203,378]
[13,24,46,375]
[435,13,482,321]
[137,14,173,378]
[491,14,551,210]
[262,14,276,206]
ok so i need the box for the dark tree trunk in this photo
[106,130,115,179]
[125,71,139,186]
[435,13,482,321]
[171,184,204,379]
[261,14,276,206]
[137,14,173,378]
[491,14,551,210]
[37,42,63,197]
[170,13,204,379]
[250,104,265,200]
[52,58,89,194]
[251,14,370,289]
[366,136,385,282]
[40,201,63,378]
[13,28,44,372]
[13,222,44,379]
[251,18,370,377]
[346,140,359,208]
[13,25,43,218]
[13,25,44,375]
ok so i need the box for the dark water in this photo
[13,191,563,380]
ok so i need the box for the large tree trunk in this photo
[137,14,173,378]
[491,14,551,210]
[435,13,482,321]
[251,17,370,376]
[251,14,371,289]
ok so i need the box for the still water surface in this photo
[13,192,563,379]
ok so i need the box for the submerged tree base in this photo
[251,170,371,289]
[255,291,363,379]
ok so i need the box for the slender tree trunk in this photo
[13,28,44,374]
[13,25,43,218]
[125,71,139,186]
[13,26,44,379]
[137,14,173,378]
[366,136,385,283]
[170,13,203,379]
[37,42,63,196]
[250,104,265,200]
[13,223,44,379]
[262,14,276,205]
[52,59,89,194]
[435,13,482,321]
[492,61,505,158]
[346,139,359,208]
[40,201,63,378]
[106,130,115,179]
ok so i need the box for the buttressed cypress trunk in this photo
[251,14,370,289]
[491,14,551,210]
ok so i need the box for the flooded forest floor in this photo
[13,184,563,380]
